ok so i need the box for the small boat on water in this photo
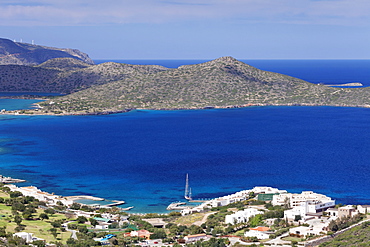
[184,173,192,200]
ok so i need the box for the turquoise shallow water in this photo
[1,107,370,213]
[0,99,43,111]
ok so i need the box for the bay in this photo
[0,59,370,213]
[1,107,370,213]
[0,99,43,111]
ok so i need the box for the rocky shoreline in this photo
[2,102,370,117]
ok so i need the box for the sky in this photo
[0,0,369,60]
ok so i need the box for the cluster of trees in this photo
[328,214,365,232]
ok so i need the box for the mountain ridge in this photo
[0,38,94,65]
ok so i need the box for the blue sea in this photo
[1,60,370,213]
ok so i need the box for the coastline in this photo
[2,102,370,213]
[2,102,370,117]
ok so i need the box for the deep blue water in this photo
[0,60,370,213]
[1,107,370,212]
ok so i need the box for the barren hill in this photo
[37,56,370,114]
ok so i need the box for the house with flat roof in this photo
[225,207,263,225]
[338,205,358,218]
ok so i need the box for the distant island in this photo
[1,39,370,115]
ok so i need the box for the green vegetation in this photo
[320,221,370,247]
[327,214,365,232]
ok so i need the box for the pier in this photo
[106,200,125,207]
[0,175,26,184]
[167,202,188,210]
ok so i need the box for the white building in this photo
[272,191,334,209]
[251,186,287,195]
[289,226,322,238]
[357,205,370,214]
[284,205,307,221]
[210,195,246,208]
[184,234,208,243]
[225,207,263,225]
[244,227,273,239]
[284,200,336,221]
[13,232,44,243]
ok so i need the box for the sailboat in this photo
[184,173,192,200]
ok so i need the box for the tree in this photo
[44,208,55,215]
[14,215,22,225]
[109,222,119,229]
[39,213,49,220]
[49,227,58,239]
[0,226,7,237]
[22,211,33,220]
[9,191,23,198]
[150,229,167,239]
[89,218,98,227]
[78,225,88,233]
[51,220,63,228]
[249,214,263,228]
[76,216,88,224]
[12,202,26,212]
[189,225,204,235]
[32,240,46,247]
[294,215,302,221]
[70,202,81,210]
[283,197,291,209]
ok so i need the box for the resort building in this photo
[272,191,335,209]
[284,200,336,221]
[251,186,287,195]
[225,207,263,225]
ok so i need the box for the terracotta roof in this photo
[186,233,207,238]
[250,226,270,232]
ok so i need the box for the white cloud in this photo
[0,0,369,26]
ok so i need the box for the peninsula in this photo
[1,39,370,115]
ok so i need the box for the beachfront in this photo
[2,181,370,246]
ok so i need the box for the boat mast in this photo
[184,173,192,200]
